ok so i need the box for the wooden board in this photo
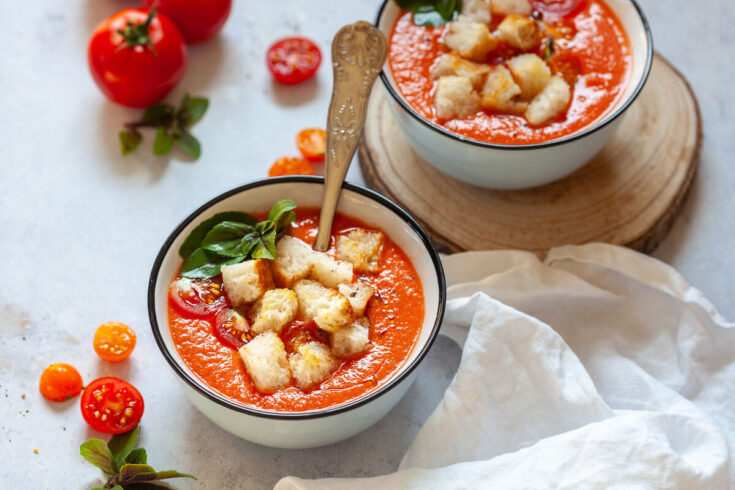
[359,54,702,255]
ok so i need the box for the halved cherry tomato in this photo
[169,277,228,318]
[266,37,322,85]
[141,0,232,44]
[531,0,586,18]
[93,322,137,362]
[549,52,582,86]
[268,157,316,177]
[81,377,144,434]
[214,309,250,350]
[296,129,327,163]
[39,364,83,402]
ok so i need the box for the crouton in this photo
[479,65,527,113]
[331,318,371,359]
[238,331,290,393]
[507,53,551,99]
[272,235,314,288]
[293,280,355,333]
[338,281,375,317]
[221,259,274,307]
[497,14,542,51]
[444,17,497,62]
[289,341,337,390]
[310,253,354,289]
[491,0,532,16]
[250,289,298,334]
[461,0,491,23]
[431,53,490,90]
[336,229,385,273]
[434,76,480,120]
[525,75,571,125]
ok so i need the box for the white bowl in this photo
[375,0,654,189]
[148,176,446,448]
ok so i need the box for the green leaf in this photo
[153,127,174,155]
[251,228,277,260]
[267,199,297,225]
[154,470,197,481]
[394,0,423,9]
[178,93,209,126]
[119,130,142,156]
[125,447,147,465]
[111,486,124,490]
[126,484,169,490]
[180,248,234,279]
[413,6,448,26]
[435,0,460,19]
[119,463,157,484]
[173,130,202,159]
[202,221,252,257]
[108,426,139,472]
[80,439,114,475]
[141,103,174,124]
[178,211,258,259]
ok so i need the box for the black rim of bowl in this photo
[148,176,447,420]
[374,0,654,151]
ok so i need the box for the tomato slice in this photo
[268,157,316,177]
[39,364,83,402]
[94,322,137,362]
[266,37,322,85]
[80,377,144,434]
[214,309,250,350]
[296,128,327,163]
[169,276,227,318]
[531,0,586,18]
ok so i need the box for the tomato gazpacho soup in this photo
[167,201,425,412]
[388,0,632,144]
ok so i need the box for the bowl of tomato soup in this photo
[148,176,445,448]
[376,0,653,189]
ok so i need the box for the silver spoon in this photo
[313,21,388,252]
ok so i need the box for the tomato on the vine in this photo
[296,129,327,163]
[81,377,144,434]
[268,157,316,177]
[266,37,322,85]
[39,364,83,402]
[88,8,187,107]
[141,0,232,44]
[169,277,228,317]
[94,322,137,362]
[531,0,586,18]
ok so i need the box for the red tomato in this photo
[88,8,187,107]
[214,309,250,350]
[94,322,137,362]
[169,277,228,318]
[268,157,316,177]
[81,377,143,434]
[531,0,586,18]
[141,0,232,44]
[39,364,83,402]
[266,37,322,85]
[296,129,327,163]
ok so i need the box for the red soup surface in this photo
[168,208,425,412]
[388,0,632,144]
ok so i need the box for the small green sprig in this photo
[178,199,297,279]
[394,0,462,26]
[119,93,209,159]
[80,426,195,490]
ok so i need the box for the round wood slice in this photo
[359,54,702,255]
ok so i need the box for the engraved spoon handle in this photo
[313,21,388,252]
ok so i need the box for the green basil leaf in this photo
[119,130,142,156]
[173,130,201,159]
[179,212,258,259]
[154,470,197,481]
[255,220,275,234]
[119,463,157,484]
[394,0,424,9]
[413,6,448,26]
[178,93,209,126]
[125,447,147,465]
[202,221,252,257]
[251,228,277,260]
[435,0,460,19]
[141,103,174,124]
[107,426,139,472]
[180,248,235,279]
[80,439,114,475]
[267,199,297,223]
[153,127,174,155]
[111,486,124,490]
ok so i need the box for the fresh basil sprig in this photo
[394,0,462,26]
[178,199,297,279]
[80,426,195,490]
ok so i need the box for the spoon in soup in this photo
[313,21,387,252]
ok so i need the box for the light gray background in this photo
[1,0,732,488]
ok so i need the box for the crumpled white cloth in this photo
[276,244,735,489]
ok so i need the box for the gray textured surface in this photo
[0,0,732,488]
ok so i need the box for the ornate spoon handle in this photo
[313,21,387,252]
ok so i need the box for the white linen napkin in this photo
[276,244,735,489]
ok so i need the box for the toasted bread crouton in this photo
[293,280,355,333]
[431,53,490,90]
[338,281,375,317]
[507,53,551,99]
[434,76,480,120]
[289,341,337,390]
[272,235,314,288]
[445,17,497,62]
[480,65,527,113]
[310,253,354,289]
[461,0,491,23]
[250,289,298,334]
[497,14,542,50]
[336,229,385,273]
[525,75,571,125]
[221,259,274,307]
[331,318,370,359]
[491,0,532,15]
[239,331,290,393]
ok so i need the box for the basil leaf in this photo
[125,447,147,465]
[119,463,157,484]
[80,439,114,475]
[267,199,297,224]
[413,6,448,26]
[153,127,174,155]
[178,93,209,126]
[108,426,139,473]
[180,248,235,279]
[251,228,277,260]
[179,212,258,259]
[394,0,424,8]
[174,130,201,159]
[111,487,124,490]
[119,130,142,156]
[154,470,197,481]
[141,103,174,124]
[202,221,252,257]
[436,0,460,19]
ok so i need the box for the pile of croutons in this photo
[219,229,384,394]
[432,0,572,126]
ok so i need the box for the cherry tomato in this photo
[169,277,228,318]
[81,377,144,434]
[266,37,322,85]
[296,129,327,163]
[88,8,187,107]
[39,364,83,402]
[531,0,586,18]
[214,309,250,350]
[93,322,137,362]
[141,0,232,44]
[549,52,582,86]
[268,157,316,177]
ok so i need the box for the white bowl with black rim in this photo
[148,176,446,449]
[375,0,654,189]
